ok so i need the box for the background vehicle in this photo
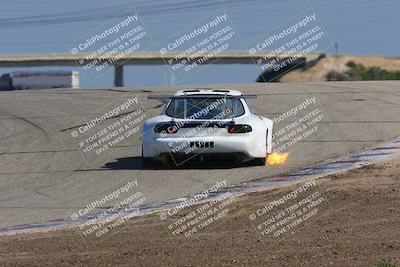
[0,71,79,91]
[142,89,273,166]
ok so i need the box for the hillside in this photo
[279,55,400,82]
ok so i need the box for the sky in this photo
[0,0,398,87]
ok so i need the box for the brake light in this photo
[154,124,179,134]
[227,125,252,134]
[167,125,178,134]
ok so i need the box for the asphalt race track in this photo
[1,81,400,228]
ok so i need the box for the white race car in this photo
[142,89,273,166]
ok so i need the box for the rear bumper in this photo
[159,152,250,163]
[142,135,265,159]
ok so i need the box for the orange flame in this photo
[266,152,289,166]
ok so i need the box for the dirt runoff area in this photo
[1,157,400,267]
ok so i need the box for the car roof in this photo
[174,89,243,96]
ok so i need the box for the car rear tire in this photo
[142,146,156,168]
[253,158,266,166]
[142,157,155,167]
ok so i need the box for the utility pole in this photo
[334,42,338,56]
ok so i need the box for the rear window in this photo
[165,97,245,119]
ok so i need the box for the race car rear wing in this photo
[147,94,258,100]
